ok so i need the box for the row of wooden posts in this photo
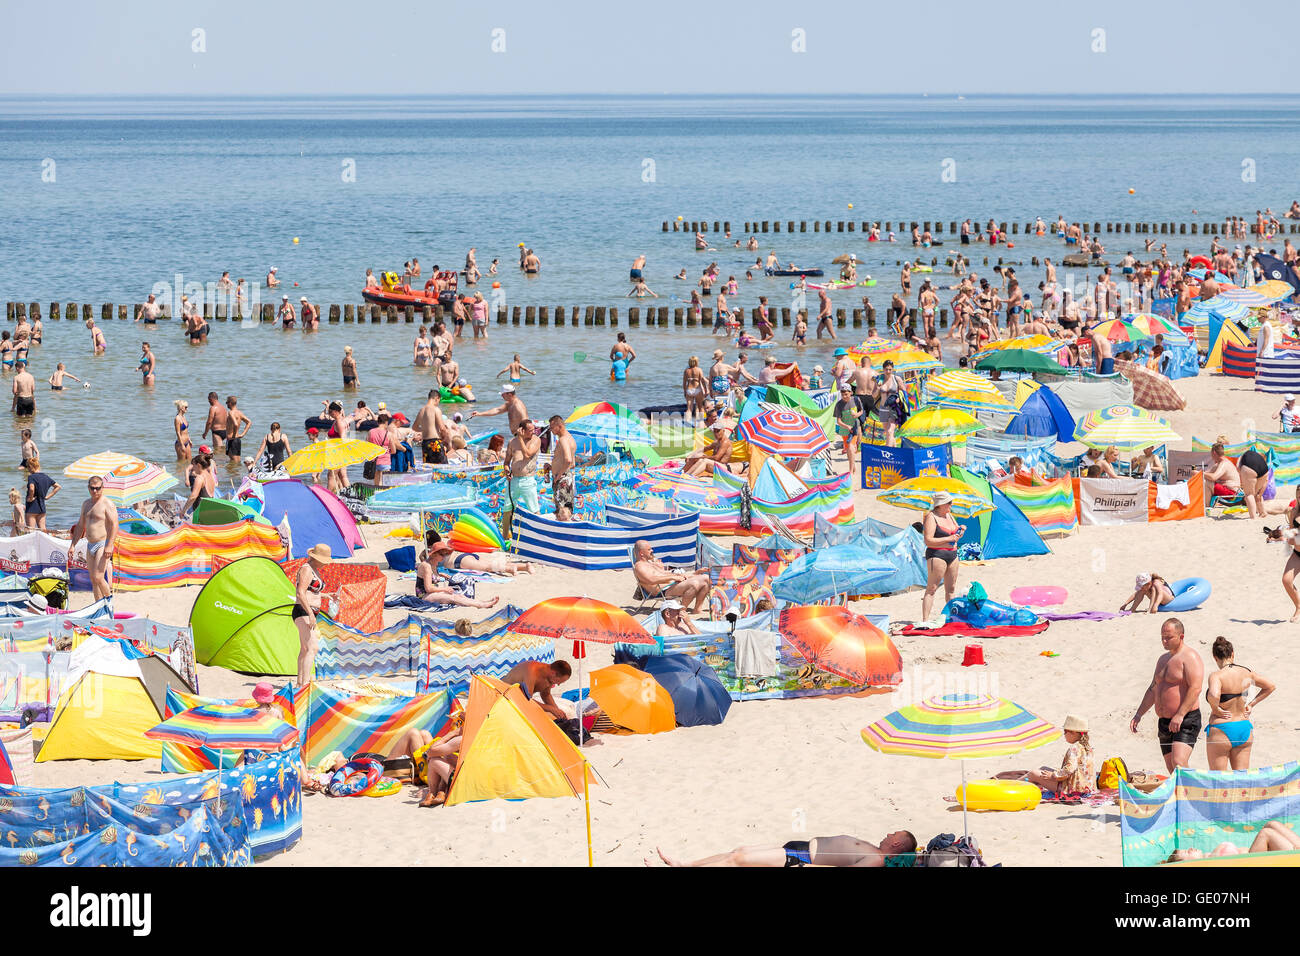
[665,219,1300,237]
[8,298,1090,331]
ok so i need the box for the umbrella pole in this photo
[577,642,585,747]
[960,759,969,844]
[583,758,594,867]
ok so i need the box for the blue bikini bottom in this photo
[1205,719,1253,747]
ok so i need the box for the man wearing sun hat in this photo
[469,383,528,433]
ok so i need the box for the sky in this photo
[0,0,1289,96]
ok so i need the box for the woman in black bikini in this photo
[294,543,331,686]
[255,421,292,471]
[1237,446,1270,519]
[181,453,215,515]
[922,491,964,620]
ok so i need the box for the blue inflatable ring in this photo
[1162,577,1211,613]
[328,757,383,797]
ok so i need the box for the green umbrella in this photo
[974,349,1069,375]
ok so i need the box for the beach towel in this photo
[1154,481,1190,510]
[898,620,1050,638]
[733,628,779,677]
[1037,610,1130,622]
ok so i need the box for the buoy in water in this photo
[293,237,299,243]
[491,281,500,289]
[847,203,853,209]
[1128,188,1135,194]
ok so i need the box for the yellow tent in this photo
[37,638,193,762]
[1205,320,1251,372]
[446,675,595,805]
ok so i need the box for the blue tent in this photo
[259,479,352,560]
[952,467,1049,560]
[813,513,925,594]
[1005,387,1074,443]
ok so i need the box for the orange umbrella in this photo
[590,665,676,734]
[777,605,903,686]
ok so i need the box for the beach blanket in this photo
[898,621,1050,638]
[1037,610,1130,622]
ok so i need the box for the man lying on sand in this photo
[649,831,918,867]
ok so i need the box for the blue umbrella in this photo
[771,545,897,604]
[1185,296,1250,323]
[642,654,732,727]
[368,481,480,512]
[567,413,654,445]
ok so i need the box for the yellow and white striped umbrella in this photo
[281,438,386,475]
[63,451,147,479]
[1077,417,1181,451]
[926,369,999,397]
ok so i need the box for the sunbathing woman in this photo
[415,544,502,608]
[1120,572,1175,614]
[430,539,532,576]
[1167,822,1300,862]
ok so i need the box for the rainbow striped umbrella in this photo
[567,401,640,423]
[1092,319,1153,344]
[778,605,902,686]
[878,476,993,518]
[100,461,178,506]
[897,406,985,446]
[736,408,830,457]
[861,692,1061,839]
[851,337,909,355]
[1072,404,1169,441]
[1075,407,1180,451]
[63,451,146,480]
[1125,313,1185,337]
[1248,280,1296,303]
[1215,286,1272,308]
[926,369,1000,397]
[145,704,298,751]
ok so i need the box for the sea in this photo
[2,93,1298,522]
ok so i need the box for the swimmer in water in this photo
[496,354,535,385]
[86,319,107,354]
[48,363,82,390]
[626,277,659,297]
[138,342,156,386]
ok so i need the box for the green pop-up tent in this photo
[190,556,299,675]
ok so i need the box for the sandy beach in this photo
[16,368,1292,868]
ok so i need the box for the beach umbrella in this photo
[862,346,943,374]
[630,467,723,507]
[63,452,146,480]
[98,461,178,506]
[897,406,985,446]
[852,337,908,355]
[928,389,1018,415]
[1092,319,1154,344]
[567,413,653,445]
[1216,287,1272,308]
[1072,403,1168,441]
[926,369,999,397]
[1248,279,1298,303]
[1125,313,1185,337]
[642,655,732,727]
[367,481,479,512]
[567,401,641,423]
[974,349,1069,375]
[878,476,994,519]
[508,596,655,745]
[970,335,1060,362]
[1185,296,1250,324]
[1114,361,1188,413]
[862,692,1061,840]
[589,664,675,734]
[145,704,299,751]
[281,438,385,476]
[1253,255,1300,298]
[1077,416,1181,451]
[770,545,897,604]
[777,605,902,686]
[736,408,831,457]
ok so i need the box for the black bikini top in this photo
[1210,662,1251,704]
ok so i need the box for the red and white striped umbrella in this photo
[736,408,830,457]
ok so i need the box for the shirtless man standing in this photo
[505,418,542,515]
[202,391,229,454]
[1131,618,1205,771]
[71,476,119,601]
[224,396,251,461]
[412,388,451,464]
[610,333,636,370]
[1088,325,1114,375]
[548,415,577,522]
[470,384,528,433]
[816,288,836,340]
[11,361,35,417]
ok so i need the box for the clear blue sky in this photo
[0,0,1285,95]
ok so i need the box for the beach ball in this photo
[1006,243,1015,249]
[676,216,683,221]
[491,281,500,289]
[293,237,300,243]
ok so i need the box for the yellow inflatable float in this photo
[955,779,1042,811]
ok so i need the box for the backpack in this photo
[1097,756,1129,790]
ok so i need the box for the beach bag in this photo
[363,459,377,480]
[1097,756,1129,791]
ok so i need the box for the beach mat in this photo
[899,620,1049,638]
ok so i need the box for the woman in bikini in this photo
[1270,486,1300,621]
[294,544,331,686]
[0,332,15,369]
[181,453,215,515]
[1205,636,1275,771]
[255,421,292,471]
[682,356,708,421]
[413,326,434,367]
[174,399,192,461]
[432,542,532,576]
[415,543,504,608]
[921,491,964,620]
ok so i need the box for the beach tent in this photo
[446,675,594,805]
[1004,386,1074,443]
[190,556,299,675]
[259,479,360,560]
[1205,320,1251,372]
[192,496,270,526]
[38,636,194,761]
[813,514,925,593]
[950,466,1049,559]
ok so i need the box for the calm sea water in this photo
[2,94,1298,522]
